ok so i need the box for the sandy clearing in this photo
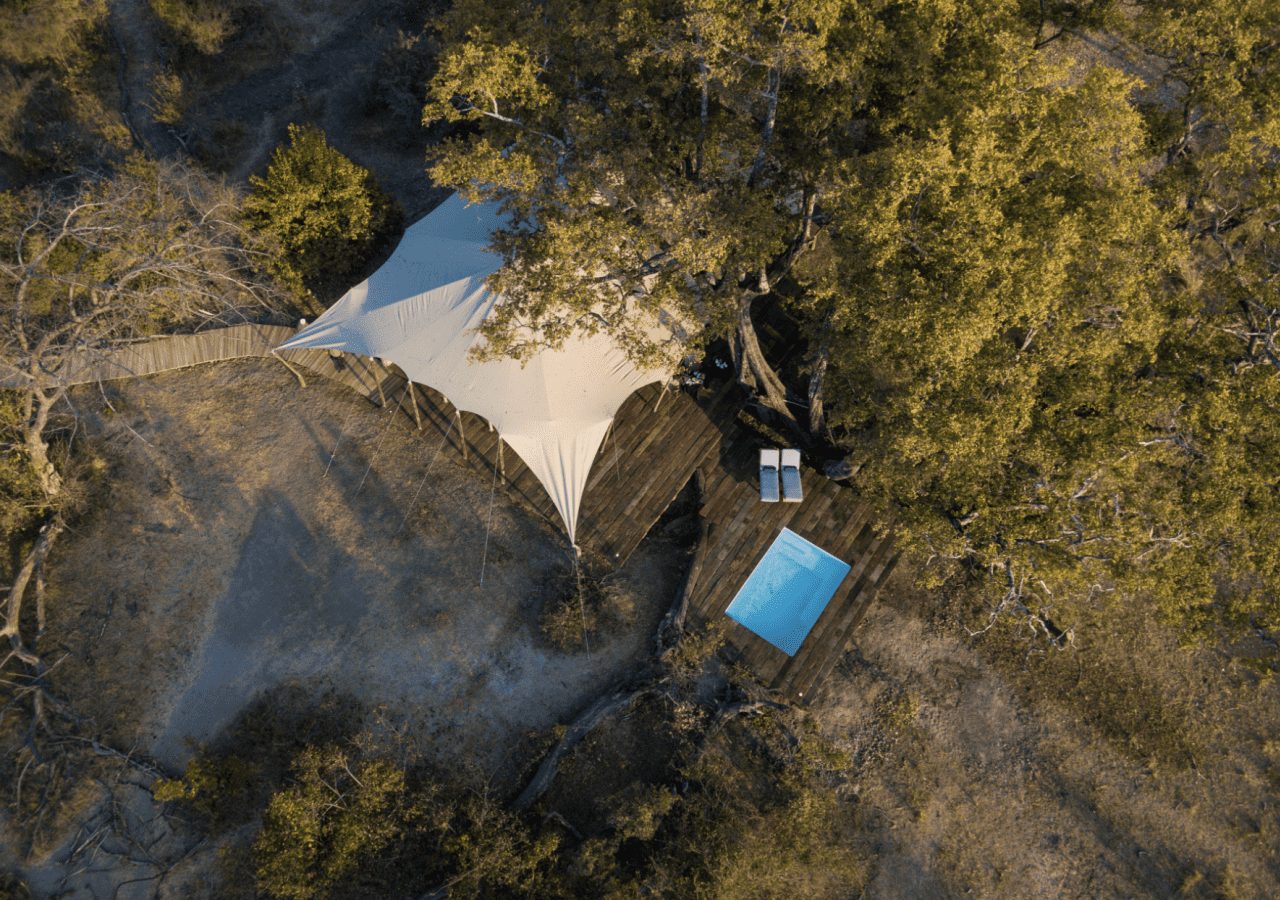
[46,359,681,780]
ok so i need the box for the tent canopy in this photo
[278,194,672,545]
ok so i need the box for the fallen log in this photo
[655,478,710,656]
[511,685,659,813]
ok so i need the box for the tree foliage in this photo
[148,0,236,55]
[244,124,400,302]
[566,710,863,897]
[424,0,1280,643]
[249,742,560,900]
[254,747,423,900]
[0,156,284,713]
[0,0,124,175]
[241,705,856,899]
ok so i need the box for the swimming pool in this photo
[724,528,852,656]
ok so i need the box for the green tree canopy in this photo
[250,743,560,899]
[423,0,1280,642]
[245,124,400,303]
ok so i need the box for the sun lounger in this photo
[759,448,781,502]
[781,448,803,503]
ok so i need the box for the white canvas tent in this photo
[277,194,672,547]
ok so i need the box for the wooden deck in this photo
[681,405,898,702]
[290,351,898,700]
[285,349,730,565]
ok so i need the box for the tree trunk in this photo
[807,304,834,436]
[736,293,794,424]
[656,505,709,655]
[747,66,781,187]
[512,686,658,812]
[807,343,829,436]
[24,396,62,498]
[2,518,64,643]
[695,46,709,180]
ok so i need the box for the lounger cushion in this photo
[780,449,802,502]
[760,449,781,502]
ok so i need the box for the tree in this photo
[148,0,236,55]
[0,155,282,724]
[252,742,560,900]
[423,0,1280,643]
[1124,0,1280,379]
[244,124,400,303]
[424,0,881,424]
[254,746,421,900]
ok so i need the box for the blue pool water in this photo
[725,528,852,656]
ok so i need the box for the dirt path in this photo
[107,0,182,156]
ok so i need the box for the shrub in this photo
[539,566,640,652]
[541,591,589,651]
[148,68,184,125]
[0,0,114,175]
[244,123,400,300]
[0,0,104,67]
[153,750,260,830]
[148,0,234,55]
[254,746,421,900]
[250,742,560,899]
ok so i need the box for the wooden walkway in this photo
[0,324,298,389]
[681,403,898,702]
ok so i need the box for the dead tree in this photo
[0,158,284,732]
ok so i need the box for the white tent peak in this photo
[278,193,673,545]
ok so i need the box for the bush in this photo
[539,564,640,652]
[148,68,184,125]
[254,746,420,900]
[366,29,439,132]
[0,0,104,67]
[152,750,260,830]
[148,0,234,55]
[0,0,118,176]
[541,591,589,651]
[250,741,560,900]
[244,124,400,300]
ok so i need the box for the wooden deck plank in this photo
[684,427,896,699]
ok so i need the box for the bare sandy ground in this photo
[46,360,678,780]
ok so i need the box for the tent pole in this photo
[573,542,591,658]
[606,419,621,486]
[498,439,505,478]
[394,416,455,535]
[653,380,668,411]
[353,395,402,496]
[323,401,360,478]
[479,458,499,585]
[407,380,423,431]
[457,410,468,460]
[271,350,307,388]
